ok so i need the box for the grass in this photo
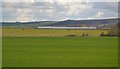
[0,37,1,68]
[2,37,118,67]
[2,28,108,37]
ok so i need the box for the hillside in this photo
[2,21,58,28]
[47,18,118,27]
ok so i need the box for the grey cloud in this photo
[1,2,118,21]
[2,8,17,21]
[92,2,118,12]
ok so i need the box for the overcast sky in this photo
[1,0,119,22]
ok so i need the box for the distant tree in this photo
[108,23,118,36]
[100,32,105,36]
[82,33,85,37]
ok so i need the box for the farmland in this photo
[2,37,118,67]
[2,28,118,67]
[2,28,108,37]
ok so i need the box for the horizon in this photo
[1,17,118,23]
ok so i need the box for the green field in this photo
[2,37,118,67]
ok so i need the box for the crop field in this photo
[2,37,118,67]
[2,28,108,37]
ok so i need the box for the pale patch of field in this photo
[0,28,2,37]
[2,28,108,37]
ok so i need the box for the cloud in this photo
[3,0,35,2]
[3,0,120,2]
[95,11,104,17]
[16,9,33,22]
[92,2,118,12]
[1,2,118,22]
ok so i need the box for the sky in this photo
[0,0,119,22]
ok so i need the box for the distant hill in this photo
[2,21,57,28]
[1,18,118,28]
[47,18,118,27]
